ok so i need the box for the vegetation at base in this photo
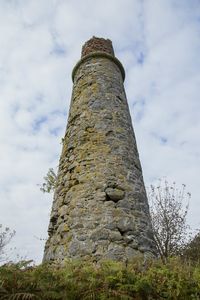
[4,178,198,299]
[0,257,200,300]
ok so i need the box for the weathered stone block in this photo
[105,187,125,201]
[117,217,135,233]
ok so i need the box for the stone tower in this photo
[43,37,156,262]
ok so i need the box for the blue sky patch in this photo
[137,51,145,64]
[51,43,66,56]
[32,116,47,131]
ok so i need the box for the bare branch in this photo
[148,179,191,262]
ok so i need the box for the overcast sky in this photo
[0,0,200,264]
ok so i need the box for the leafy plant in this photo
[39,168,57,193]
[182,230,200,262]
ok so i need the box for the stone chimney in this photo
[43,37,156,262]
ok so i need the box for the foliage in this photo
[148,180,191,262]
[182,230,200,262]
[40,168,57,193]
[0,225,16,262]
[0,258,200,299]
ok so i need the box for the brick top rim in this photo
[72,51,125,82]
[81,37,114,58]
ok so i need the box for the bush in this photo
[0,257,200,299]
[182,230,200,262]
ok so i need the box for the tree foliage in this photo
[0,224,15,262]
[148,180,191,262]
[40,168,57,193]
[182,230,200,262]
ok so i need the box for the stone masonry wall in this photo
[43,37,156,263]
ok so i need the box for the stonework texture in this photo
[43,37,156,263]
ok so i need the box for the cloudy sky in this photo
[0,0,200,263]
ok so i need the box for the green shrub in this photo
[0,257,200,299]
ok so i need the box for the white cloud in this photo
[0,0,199,263]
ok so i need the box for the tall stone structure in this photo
[43,37,156,262]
